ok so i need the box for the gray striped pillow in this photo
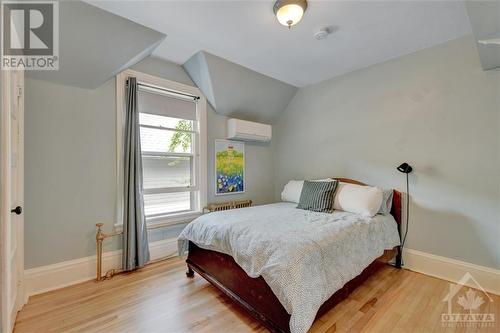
[297,180,338,213]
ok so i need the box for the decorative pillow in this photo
[377,189,394,215]
[297,180,338,213]
[333,182,383,217]
[281,178,334,203]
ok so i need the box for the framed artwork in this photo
[215,140,245,195]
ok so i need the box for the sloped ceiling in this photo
[87,0,471,87]
[183,51,297,124]
[182,52,217,110]
[27,1,165,89]
[465,1,500,71]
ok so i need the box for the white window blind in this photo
[138,86,197,120]
[138,85,201,219]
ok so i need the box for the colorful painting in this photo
[215,140,245,195]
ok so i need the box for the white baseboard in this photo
[25,238,178,297]
[403,248,500,295]
[25,243,499,299]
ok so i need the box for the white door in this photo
[1,69,25,333]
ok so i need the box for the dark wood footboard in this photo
[186,242,398,333]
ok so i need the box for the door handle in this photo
[10,206,22,215]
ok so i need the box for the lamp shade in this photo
[397,163,413,174]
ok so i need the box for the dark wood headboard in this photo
[333,178,402,226]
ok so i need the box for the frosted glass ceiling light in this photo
[274,0,307,28]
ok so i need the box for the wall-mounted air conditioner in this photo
[227,118,272,142]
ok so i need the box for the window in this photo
[116,70,207,227]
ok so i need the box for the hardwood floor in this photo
[15,257,499,333]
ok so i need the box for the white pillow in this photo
[281,180,304,203]
[281,178,334,203]
[333,182,383,217]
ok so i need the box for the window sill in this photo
[114,211,201,233]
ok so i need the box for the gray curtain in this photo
[122,76,150,270]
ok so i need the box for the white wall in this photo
[274,36,500,269]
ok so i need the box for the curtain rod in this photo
[127,79,200,101]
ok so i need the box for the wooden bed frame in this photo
[185,178,402,333]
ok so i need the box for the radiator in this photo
[205,199,252,212]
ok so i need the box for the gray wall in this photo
[274,36,500,269]
[132,56,195,87]
[133,57,276,205]
[207,110,275,205]
[26,36,499,271]
[25,57,275,268]
[25,78,118,268]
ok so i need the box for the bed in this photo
[178,178,402,333]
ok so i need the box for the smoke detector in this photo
[314,27,331,40]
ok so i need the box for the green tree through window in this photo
[168,120,192,152]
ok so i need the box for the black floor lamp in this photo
[397,162,412,266]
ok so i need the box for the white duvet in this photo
[178,202,400,333]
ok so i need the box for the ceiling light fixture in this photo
[273,0,307,28]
